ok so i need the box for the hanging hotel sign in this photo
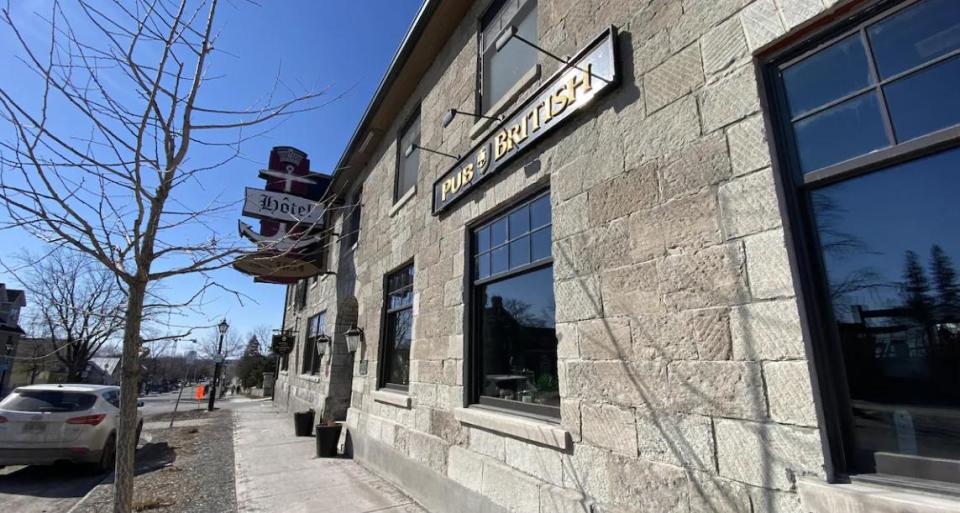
[432,27,619,215]
[234,146,332,283]
[242,188,325,225]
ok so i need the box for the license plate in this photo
[23,422,46,434]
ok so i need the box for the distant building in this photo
[0,283,26,396]
[86,357,122,385]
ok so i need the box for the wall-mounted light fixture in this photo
[315,333,331,356]
[344,326,364,354]
[441,108,502,128]
[404,143,459,161]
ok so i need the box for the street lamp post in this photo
[208,319,229,411]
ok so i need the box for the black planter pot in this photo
[315,424,342,458]
[293,410,315,437]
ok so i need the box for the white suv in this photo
[0,384,144,472]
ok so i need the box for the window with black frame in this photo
[302,312,325,375]
[395,112,420,202]
[471,192,556,418]
[768,0,960,484]
[380,264,414,390]
[480,0,538,113]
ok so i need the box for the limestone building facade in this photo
[273,1,960,511]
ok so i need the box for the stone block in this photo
[700,16,749,78]
[668,361,767,419]
[556,275,604,322]
[635,406,716,471]
[660,244,749,310]
[504,436,564,486]
[624,96,701,169]
[581,401,638,456]
[730,299,806,361]
[557,322,580,359]
[607,456,690,513]
[668,0,750,52]
[727,114,771,177]
[687,471,752,513]
[698,64,760,133]
[560,399,582,443]
[540,484,591,513]
[719,168,781,239]
[658,190,725,251]
[764,361,818,427]
[564,443,614,504]
[448,445,484,493]
[777,0,824,29]
[600,261,662,317]
[645,43,704,113]
[481,458,541,513]
[633,307,731,361]
[587,161,660,225]
[406,430,448,474]
[715,419,823,491]
[740,0,787,51]
[659,132,731,201]
[579,318,633,360]
[746,229,794,299]
[555,193,589,240]
[750,487,803,513]
[470,426,506,461]
[565,360,667,407]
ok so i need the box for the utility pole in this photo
[208,319,229,411]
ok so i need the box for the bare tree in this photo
[13,248,125,381]
[249,324,273,354]
[0,2,330,510]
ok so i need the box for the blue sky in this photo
[0,1,423,347]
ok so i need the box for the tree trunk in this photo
[114,280,146,513]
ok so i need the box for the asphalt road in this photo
[0,388,233,513]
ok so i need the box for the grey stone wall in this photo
[297,1,857,512]
[275,206,359,421]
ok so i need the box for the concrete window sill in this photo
[453,406,570,450]
[372,389,411,408]
[798,478,960,513]
[299,374,321,383]
[389,187,416,218]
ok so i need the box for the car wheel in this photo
[96,433,116,474]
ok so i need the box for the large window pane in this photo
[482,1,537,111]
[810,147,960,474]
[396,113,420,200]
[885,55,960,142]
[384,309,412,386]
[793,93,888,173]
[783,35,872,118]
[867,0,960,79]
[383,265,414,388]
[477,266,558,409]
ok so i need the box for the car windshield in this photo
[0,390,98,412]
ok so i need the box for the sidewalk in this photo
[233,400,427,513]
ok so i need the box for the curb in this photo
[64,472,112,513]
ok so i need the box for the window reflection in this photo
[794,93,887,173]
[472,191,556,417]
[783,34,872,118]
[867,0,960,79]
[478,267,558,409]
[383,264,414,388]
[811,147,960,473]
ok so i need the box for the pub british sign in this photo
[234,146,332,283]
[432,28,620,215]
